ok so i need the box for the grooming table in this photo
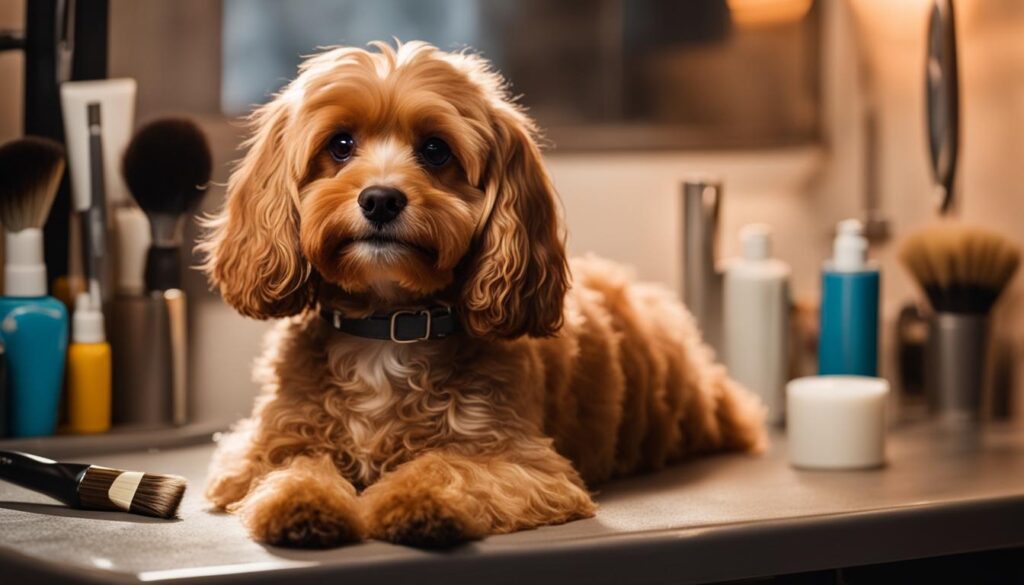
[2,423,1024,584]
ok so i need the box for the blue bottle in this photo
[818,219,879,376]
[1,228,69,437]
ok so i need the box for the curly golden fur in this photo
[201,41,766,549]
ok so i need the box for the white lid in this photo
[740,223,773,261]
[832,219,868,271]
[4,229,47,297]
[73,291,106,343]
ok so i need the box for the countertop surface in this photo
[2,423,1024,584]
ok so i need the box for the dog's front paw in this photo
[238,468,364,548]
[365,484,487,549]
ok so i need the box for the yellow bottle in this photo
[67,292,111,434]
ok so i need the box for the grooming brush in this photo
[0,450,186,518]
[0,136,65,244]
[900,223,1020,423]
[116,119,210,428]
[121,117,212,292]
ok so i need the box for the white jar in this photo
[723,224,791,425]
[787,376,889,469]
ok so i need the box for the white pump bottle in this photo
[723,224,791,425]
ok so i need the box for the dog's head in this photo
[201,42,568,339]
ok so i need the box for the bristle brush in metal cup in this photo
[900,224,1020,424]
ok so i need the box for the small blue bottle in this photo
[818,219,879,376]
[0,228,69,437]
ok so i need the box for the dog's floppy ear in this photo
[459,107,569,339]
[199,96,314,319]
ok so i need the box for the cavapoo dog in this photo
[201,41,766,549]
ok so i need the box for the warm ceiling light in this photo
[727,0,815,27]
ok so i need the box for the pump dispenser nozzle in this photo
[832,219,869,271]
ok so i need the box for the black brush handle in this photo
[0,450,90,508]
[145,245,182,292]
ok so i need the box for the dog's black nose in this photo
[358,186,407,225]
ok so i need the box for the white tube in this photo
[60,79,137,210]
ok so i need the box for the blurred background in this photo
[0,0,1021,427]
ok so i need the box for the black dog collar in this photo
[320,305,459,343]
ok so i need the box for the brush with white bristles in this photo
[899,223,1020,423]
[0,450,187,518]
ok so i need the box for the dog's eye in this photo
[418,138,452,168]
[327,133,356,162]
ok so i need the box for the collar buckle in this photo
[390,310,432,343]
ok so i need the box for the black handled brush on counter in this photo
[0,449,186,518]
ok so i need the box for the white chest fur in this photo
[321,339,455,485]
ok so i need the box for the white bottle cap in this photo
[832,219,868,271]
[4,229,47,297]
[73,291,106,343]
[740,223,773,261]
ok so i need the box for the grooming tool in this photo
[787,376,889,470]
[0,450,185,518]
[723,224,790,424]
[67,291,111,434]
[83,102,110,303]
[0,137,70,438]
[60,79,137,304]
[55,0,76,84]
[682,177,723,351]
[114,118,211,428]
[818,219,879,376]
[121,117,212,292]
[925,0,959,215]
[899,224,1020,424]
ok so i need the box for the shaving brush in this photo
[122,118,212,292]
[900,223,1020,423]
[0,136,65,297]
[0,137,65,231]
